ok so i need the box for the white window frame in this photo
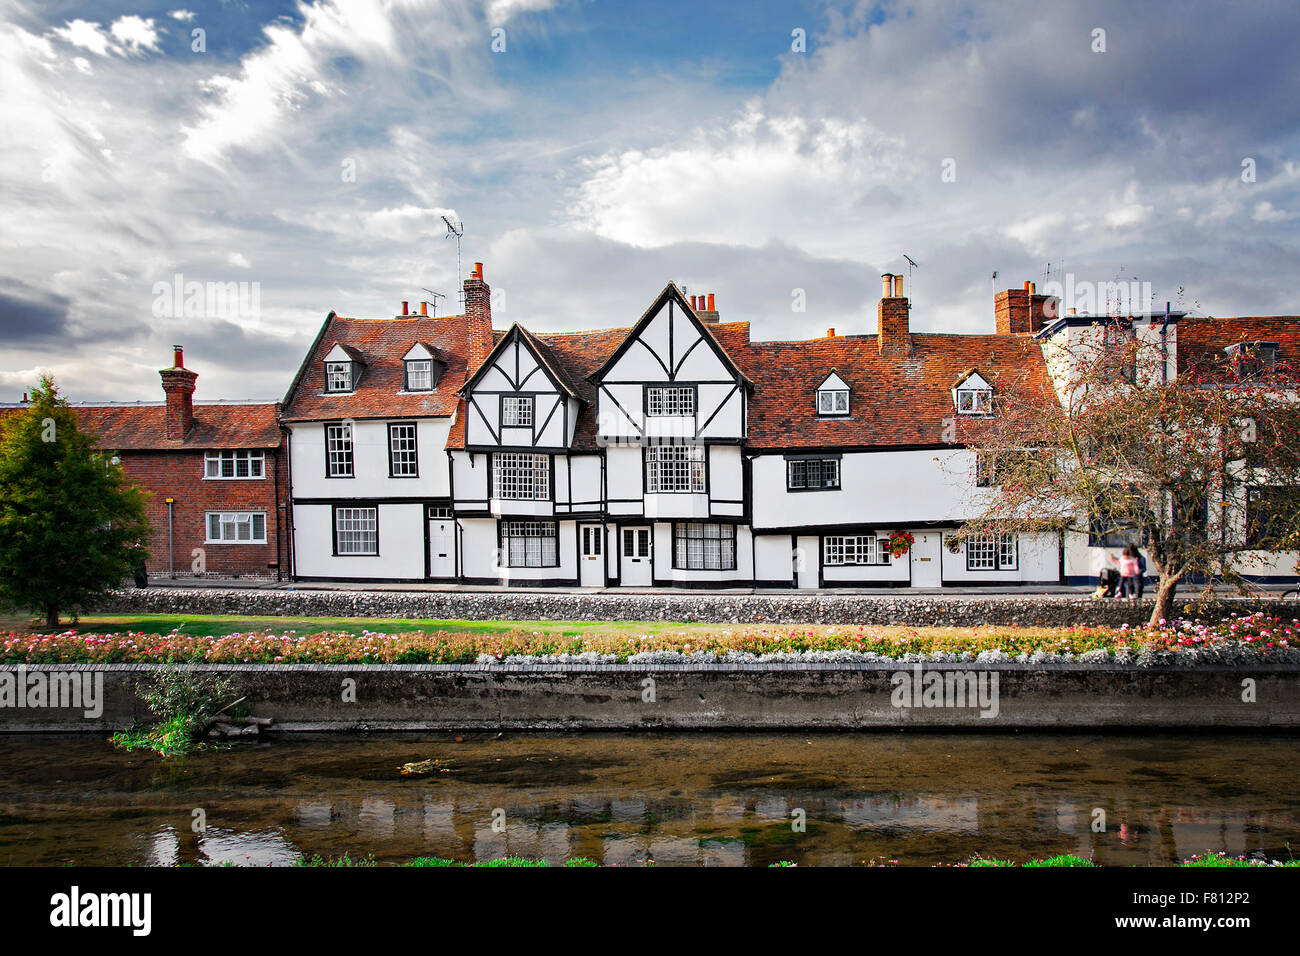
[647,385,695,417]
[673,522,736,570]
[966,533,1017,570]
[823,535,891,566]
[335,506,378,556]
[388,422,419,478]
[203,450,265,480]
[325,361,353,393]
[405,359,433,392]
[205,511,267,544]
[500,520,558,567]
[817,388,850,416]
[502,395,534,427]
[492,452,550,500]
[956,388,992,415]
[646,443,706,493]
[325,422,354,477]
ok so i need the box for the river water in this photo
[0,732,1295,866]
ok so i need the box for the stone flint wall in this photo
[3,663,1298,732]
[91,586,1300,626]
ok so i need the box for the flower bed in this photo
[2,612,1296,666]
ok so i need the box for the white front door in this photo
[579,524,605,587]
[910,531,942,588]
[796,535,819,589]
[621,526,652,586]
[428,509,455,579]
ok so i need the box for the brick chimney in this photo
[160,345,197,440]
[463,262,493,371]
[995,280,1059,334]
[692,291,720,324]
[878,274,910,353]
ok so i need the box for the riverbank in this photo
[4,659,1299,731]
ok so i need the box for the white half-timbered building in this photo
[278,264,1300,588]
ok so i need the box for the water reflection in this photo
[0,732,1295,866]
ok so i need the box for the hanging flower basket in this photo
[886,531,915,558]
[945,535,962,554]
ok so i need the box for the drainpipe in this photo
[1160,301,1171,384]
[164,498,175,578]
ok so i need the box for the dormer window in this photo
[402,343,444,392]
[953,370,993,415]
[325,361,353,393]
[816,372,850,417]
[1226,341,1279,380]
[405,360,432,391]
[956,387,991,415]
[322,343,365,394]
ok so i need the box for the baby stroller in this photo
[1096,567,1120,598]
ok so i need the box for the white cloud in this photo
[51,19,113,57]
[485,0,555,25]
[227,252,252,268]
[72,56,92,75]
[169,10,196,22]
[109,16,161,55]
[180,0,400,166]
[1252,201,1291,222]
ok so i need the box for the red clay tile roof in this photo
[446,325,633,450]
[73,403,281,450]
[731,331,1056,450]
[1176,316,1300,376]
[283,313,493,421]
[448,319,1052,452]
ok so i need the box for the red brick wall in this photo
[878,297,910,352]
[118,448,289,580]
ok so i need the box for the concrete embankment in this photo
[3,662,1297,732]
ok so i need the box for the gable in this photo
[592,283,750,387]
[461,324,581,399]
[953,370,991,391]
[817,371,850,392]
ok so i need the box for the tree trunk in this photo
[1149,574,1182,627]
[44,606,58,630]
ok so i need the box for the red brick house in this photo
[71,347,288,581]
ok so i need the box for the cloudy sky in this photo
[3,0,1298,402]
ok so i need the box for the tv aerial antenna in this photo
[903,253,919,297]
[422,288,447,316]
[441,215,464,303]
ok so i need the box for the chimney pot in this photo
[472,262,483,279]
[1028,280,1036,295]
[420,301,428,316]
[173,345,184,368]
[892,274,904,298]
[882,274,893,298]
[707,293,715,311]
[690,295,697,309]
[402,300,409,315]
[827,328,835,338]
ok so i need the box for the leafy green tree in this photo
[955,324,1300,626]
[0,376,150,628]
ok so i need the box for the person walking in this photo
[1119,545,1141,600]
